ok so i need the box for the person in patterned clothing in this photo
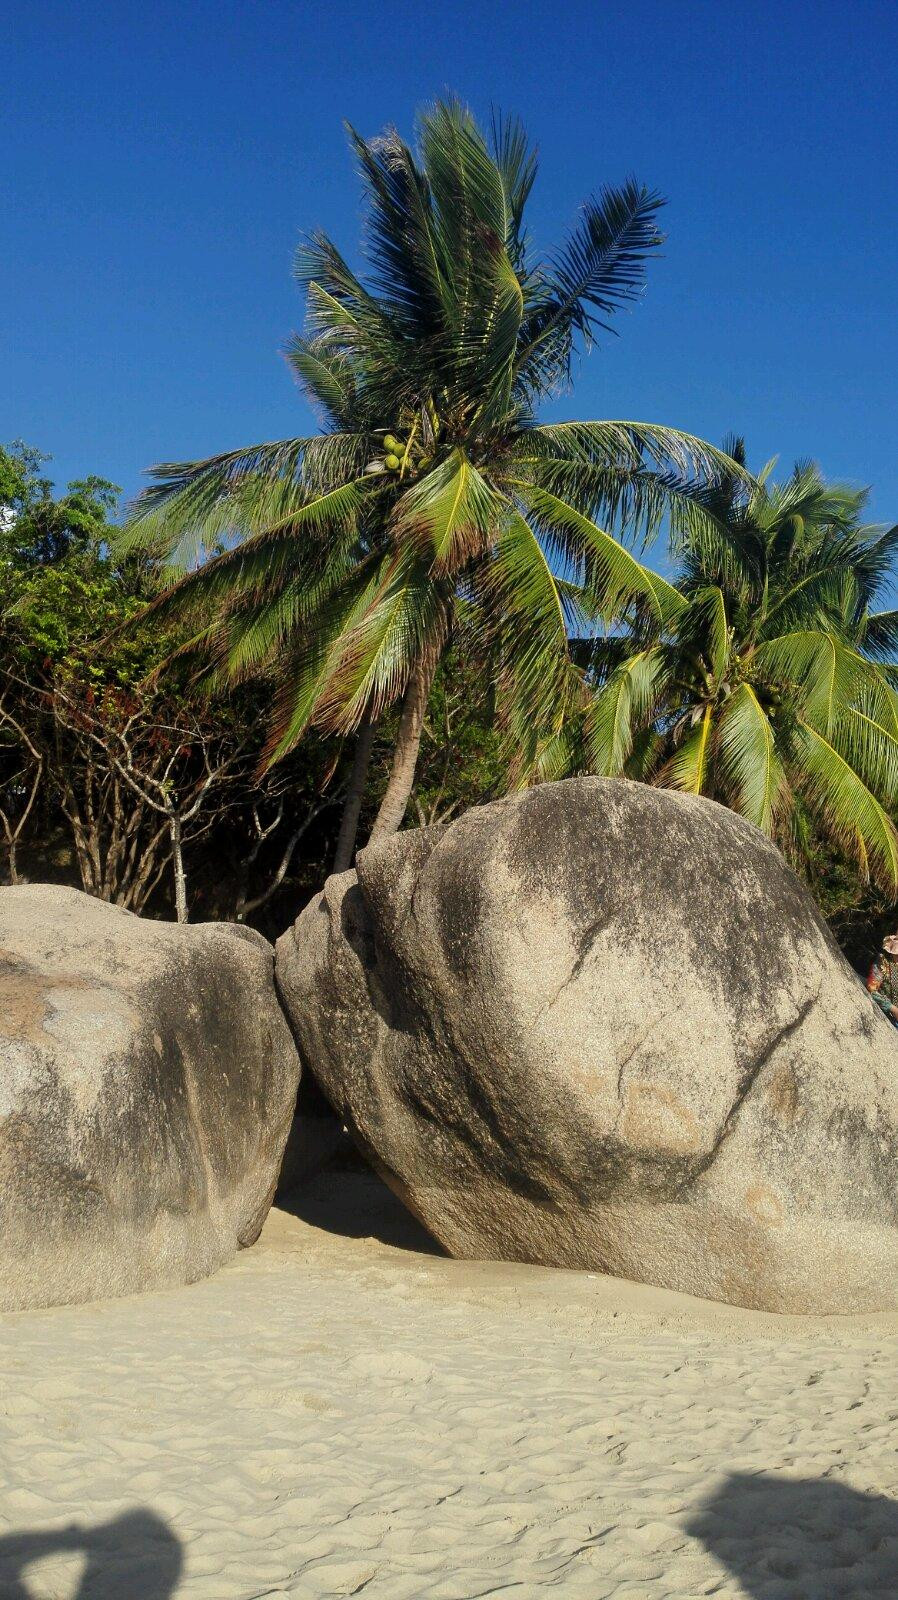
[866,932,898,1026]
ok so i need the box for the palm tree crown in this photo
[572,440,898,888]
[122,99,745,852]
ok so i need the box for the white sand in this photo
[1,1167,897,1600]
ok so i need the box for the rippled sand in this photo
[1,1167,896,1598]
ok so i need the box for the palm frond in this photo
[284,334,358,427]
[515,482,685,626]
[391,450,503,574]
[755,630,882,736]
[586,647,666,775]
[262,554,394,760]
[861,608,898,659]
[122,435,369,567]
[523,421,755,495]
[315,551,449,731]
[831,703,898,805]
[715,682,786,832]
[794,720,898,890]
[515,182,664,390]
[344,121,447,337]
[122,480,370,647]
[664,703,715,795]
[681,584,730,680]
[488,110,538,245]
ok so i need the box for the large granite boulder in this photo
[0,885,301,1310]
[276,778,898,1314]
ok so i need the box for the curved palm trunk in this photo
[369,661,435,842]
[333,720,375,873]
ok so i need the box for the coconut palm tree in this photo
[122,100,745,866]
[560,441,898,889]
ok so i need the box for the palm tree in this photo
[122,100,745,867]
[562,440,898,890]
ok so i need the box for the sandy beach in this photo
[1,1165,896,1599]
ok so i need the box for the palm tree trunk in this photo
[333,720,375,873]
[369,661,434,842]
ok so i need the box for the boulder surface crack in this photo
[675,987,819,1196]
[533,910,614,1023]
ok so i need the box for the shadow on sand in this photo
[687,1470,898,1596]
[279,1140,443,1256]
[0,1508,182,1598]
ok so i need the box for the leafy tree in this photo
[121,99,744,867]
[0,443,352,916]
[561,441,898,890]
[0,441,119,573]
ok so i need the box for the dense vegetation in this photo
[0,440,502,930]
[2,104,896,969]
[2,436,895,964]
[542,439,898,889]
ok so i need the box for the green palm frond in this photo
[506,443,746,561]
[488,110,537,245]
[344,121,446,337]
[586,647,667,775]
[831,703,898,804]
[294,230,382,322]
[794,720,898,890]
[514,708,586,785]
[125,479,369,627]
[523,420,752,486]
[664,703,715,795]
[391,450,504,573]
[478,504,583,762]
[415,100,514,364]
[515,182,664,391]
[122,438,315,560]
[516,482,685,626]
[284,334,359,427]
[123,435,369,566]
[261,552,392,760]
[682,585,730,680]
[715,683,786,832]
[862,608,898,659]
[570,632,636,680]
[755,630,881,735]
[317,552,449,732]
[488,504,571,668]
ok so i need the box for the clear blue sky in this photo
[4,0,897,527]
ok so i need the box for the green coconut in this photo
[383,434,401,454]
[384,453,401,471]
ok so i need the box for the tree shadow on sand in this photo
[0,1508,182,1599]
[687,1471,898,1597]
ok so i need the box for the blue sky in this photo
[4,0,897,528]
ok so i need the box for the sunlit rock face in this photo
[0,885,301,1310]
[277,778,898,1314]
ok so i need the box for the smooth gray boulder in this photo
[0,884,301,1310]
[276,778,898,1314]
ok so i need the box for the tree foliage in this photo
[121,99,743,848]
[0,442,503,919]
[560,441,898,892]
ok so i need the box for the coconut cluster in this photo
[365,428,433,479]
[383,433,404,471]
